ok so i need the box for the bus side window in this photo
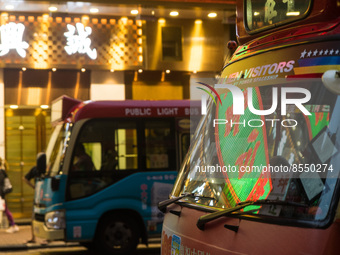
[114,122,138,170]
[80,142,101,170]
[145,120,174,170]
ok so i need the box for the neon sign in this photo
[64,23,97,60]
[0,22,29,58]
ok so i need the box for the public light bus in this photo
[160,0,340,254]
[32,96,199,254]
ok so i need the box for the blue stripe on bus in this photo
[298,56,340,67]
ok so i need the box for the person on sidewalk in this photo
[23,165,39,243]
[0,158,19,233]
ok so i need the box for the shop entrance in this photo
[5,107,51,219]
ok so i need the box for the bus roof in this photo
[69,100,200,122]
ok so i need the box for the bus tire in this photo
[80,241,94,250]
[95,214,140,255]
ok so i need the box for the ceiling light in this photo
[286,11,300,16]
[22,67,26,71]
[165,70,171,74]
[208,12,217,18]
[48,6,58,12]
[110,69,115,72]
[40,105,49,109]
[170,11,179,17]
[52,68,57,72]
[5,5,14,10]
[131,10,139,15]
[10,105,18,109]
[158,18,166,24]
[81,68,86,72]
[254,12,260,16]
[138,69,143,73]
[121,17,128,23]
[195,19,202,24]
[90,8,99,14]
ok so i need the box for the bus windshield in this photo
[246,0,311,31]
[173,79,340,225]
[46,123,72,177]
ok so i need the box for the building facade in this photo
[0,9,234,218]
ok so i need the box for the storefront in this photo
[0,10,230,218]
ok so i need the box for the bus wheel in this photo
[95,215,140,254]
[80,241,94,250]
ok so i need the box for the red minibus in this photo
[160,0,340,254]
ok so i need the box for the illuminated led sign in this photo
[64,23,97,60]
[0,22,29,58]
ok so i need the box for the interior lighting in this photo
[5,5,14,10]
[52,68,57,72]
[22,67,26,71]
[81,68,86,72]
[254,12,260,16]
[165,69,171,74]
[131,10,139,15]
[110,69,115,72]
[208,12,217,18]
[195,19,202,24]
[90,8,99,14]
[10,105,18,109]
[138,69,143,73]
[158,18,166,24]
[40,105,49,109]
[286,12,300,16]
[48,6,58,12]
[170,11,179,17]
[121,17,128,23]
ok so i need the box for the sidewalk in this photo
[0,225,80,251]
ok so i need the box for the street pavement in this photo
[0,225,80,251]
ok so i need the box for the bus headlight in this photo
[45,210,66,229]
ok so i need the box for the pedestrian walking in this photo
[0,157,19,233]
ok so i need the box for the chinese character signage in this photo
[0,22,29,58]
[64,23,97,60]
[0,14,143,69]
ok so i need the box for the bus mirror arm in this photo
[158,193,194,213]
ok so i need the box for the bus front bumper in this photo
[33,220,65,241]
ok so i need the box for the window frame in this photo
[244,0,313,34]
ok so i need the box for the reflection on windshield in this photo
[173,80,340,223]
[47,123,72,176]
[246,0,310,31]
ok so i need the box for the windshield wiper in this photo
[197,199,308,230]
[158,193,216,213]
